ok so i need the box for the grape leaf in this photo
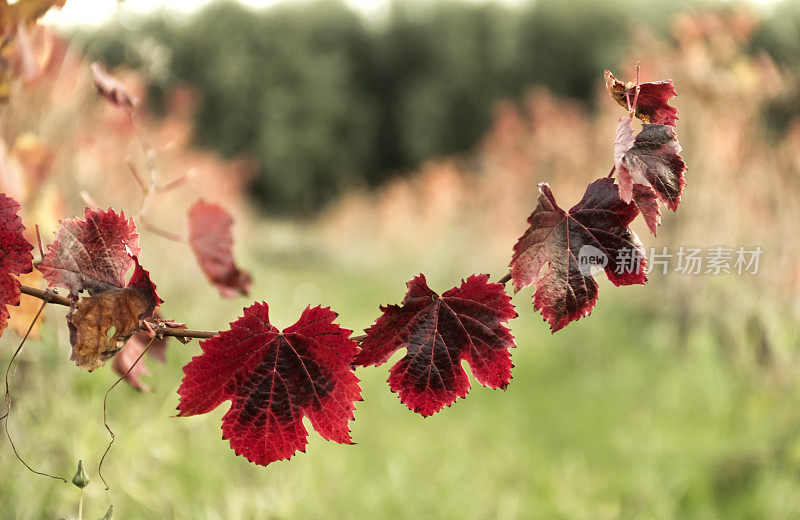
[0,193,33,338]
[617,124,687,213]
[125,256,162,317]
[67,258,162,371]
[38,208,162,369]
[38,208,141,298]
[187,200,252,298]
[90,62,135,108]
[510,179,647,332]
[604,70,678,126]
[177,303,361,466]
[353,274,516,417]
[613,116,667,236]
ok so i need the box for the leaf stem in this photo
[632,61,641,112]
[142,220,185,243]
[34,225,44,260]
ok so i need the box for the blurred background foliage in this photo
[70,0,721,213]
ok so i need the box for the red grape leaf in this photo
[187,200,252,298]
[613,117,668,236]
[604,70,678,126]
[38,208,141,298]
[0,275,20,339]
[510,178,647,332]
[125,255,162,317]
[353,274,516,417]
[67,257,162,371]
[0,193,33,338]
[177,303,361,466]
[617,124,687,212]
[90,62,136,108]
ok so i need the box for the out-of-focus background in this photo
[1,0,800,518]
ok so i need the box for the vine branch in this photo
[19,285,217,340]
[19,271,515,343]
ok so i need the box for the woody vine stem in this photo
[19,273,515,342]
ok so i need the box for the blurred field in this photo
[2,2,800,519]
[2,255,800,519]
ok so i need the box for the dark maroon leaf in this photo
[613,116,674,236]
[618,124,687,212]
[354,274,516,417]
[510,178,647,332]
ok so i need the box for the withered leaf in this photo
[68,258,161,371]
[68,287,150,371]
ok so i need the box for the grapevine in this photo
[0,2,687,487]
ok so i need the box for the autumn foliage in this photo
[0,1,695,469]
[354,274,516,416]
[178,303,361,465]
[510,179,647,331]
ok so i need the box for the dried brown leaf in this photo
[68,287,150,371]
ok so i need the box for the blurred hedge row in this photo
[75,0,788,213]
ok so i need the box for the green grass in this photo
[2,257,800,519]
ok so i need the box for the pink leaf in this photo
[187,200,252,298]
